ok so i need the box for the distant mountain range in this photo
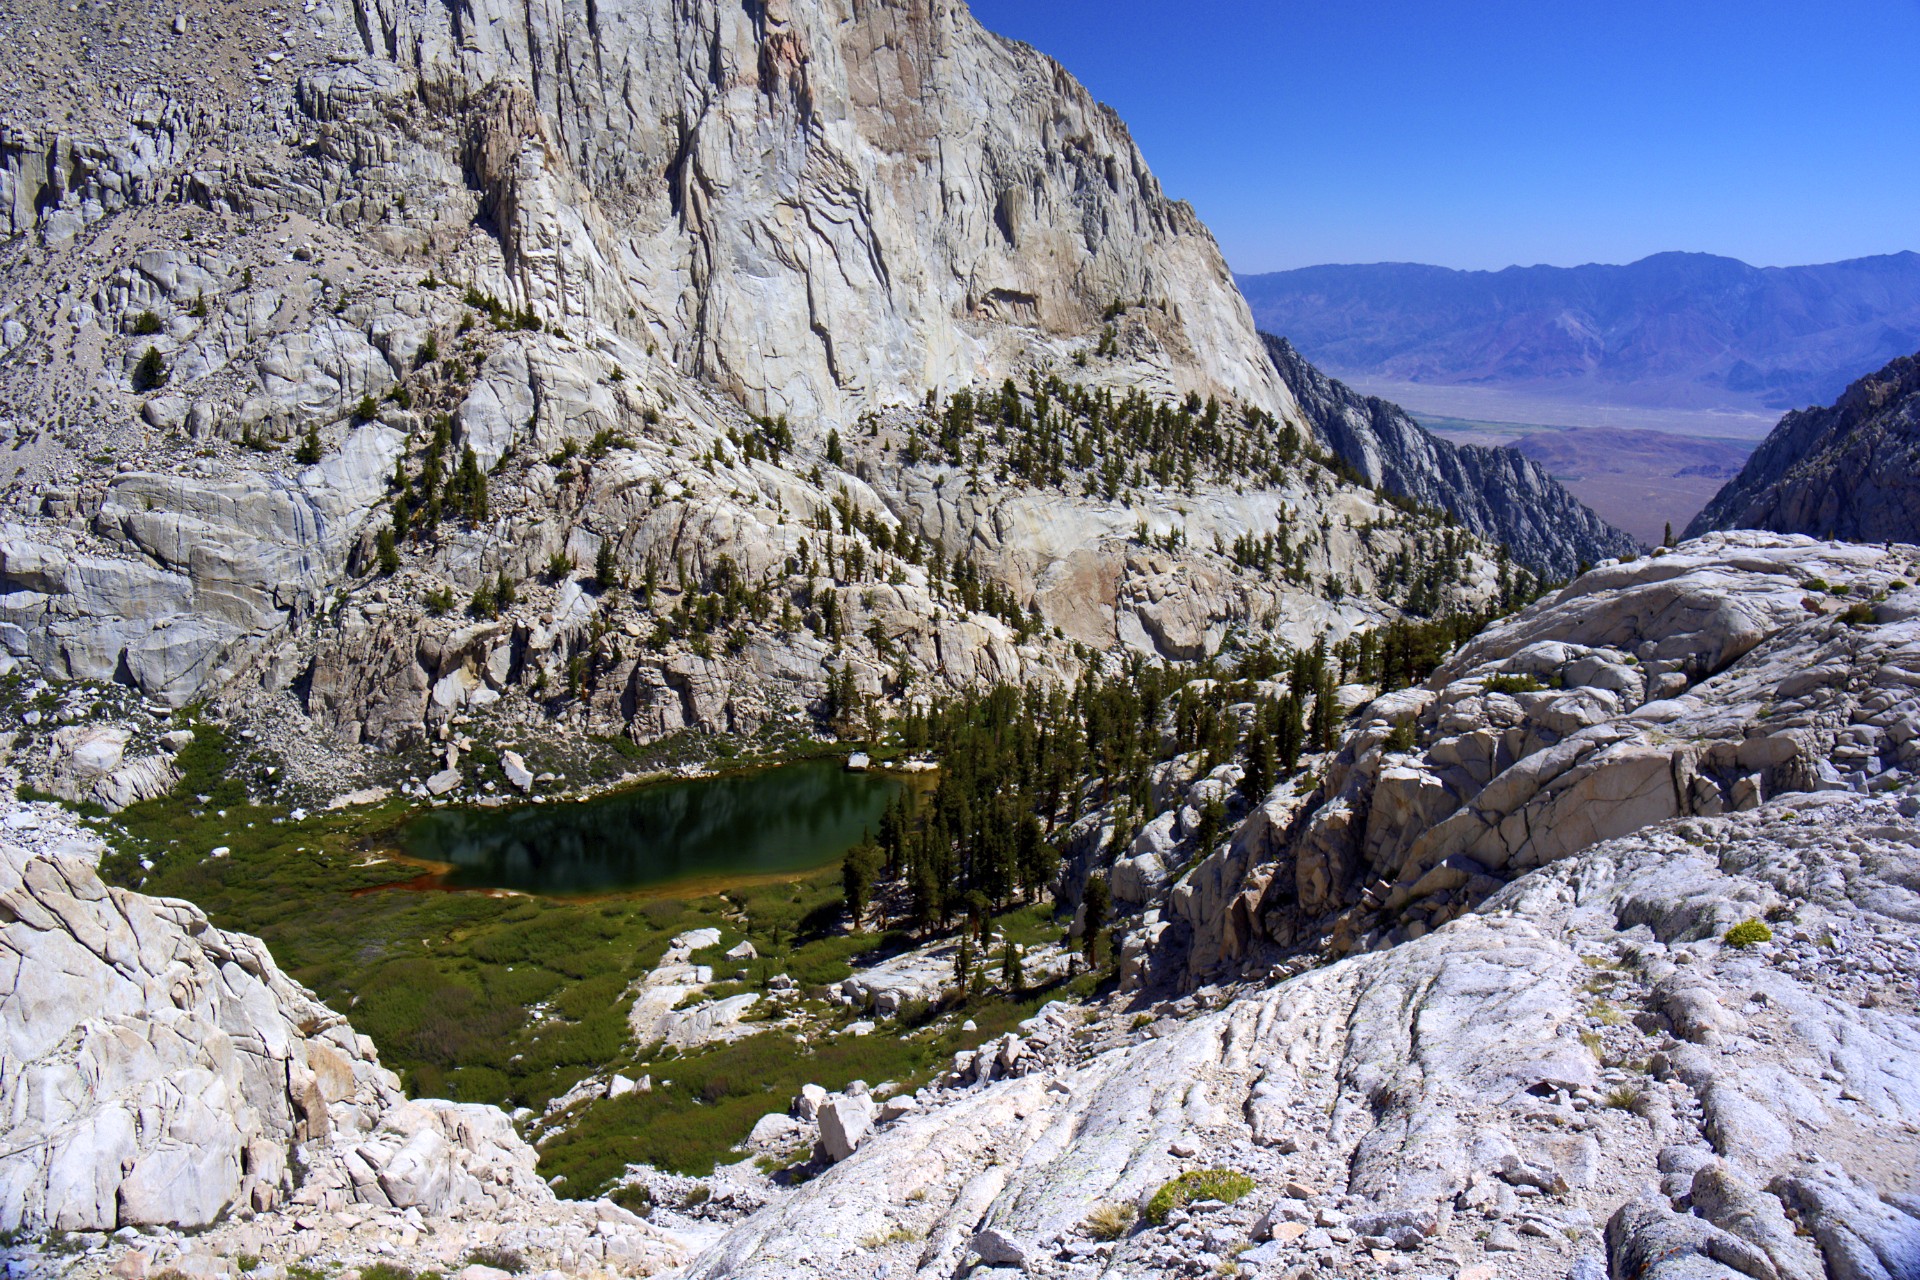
[1237,252,1920,415]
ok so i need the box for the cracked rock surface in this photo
[674,792,1920,1280]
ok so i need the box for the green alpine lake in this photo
[397,756,903,895]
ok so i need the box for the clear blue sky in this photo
[965,0,1920,274]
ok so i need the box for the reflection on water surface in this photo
[399,758,901,894]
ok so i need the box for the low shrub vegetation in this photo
[1145,1169,1255,1224]
[1085,1202,1138,1240]
[461,1248,525,1274]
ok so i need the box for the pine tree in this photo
[826,428,844,468]
[1193,797,1226,855]
[912,854,941,935]
[1310,665,1339,752]
[963,889,991,943]
[1240,717,1275,801]
[133,346,168,391]
[595,537,619,590]
[1081,873,1111,966]
[375,526,400,575]
[1001,939,1024,993]
[879,796,907,878]
[842,839,880,928]
[454,446,489,521]
[295,424,323,465]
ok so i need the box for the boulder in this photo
[748,1113,807,1151]
[971,1227,1033,1269]
[816,1093,874,1163]
[792,1084,828,1123]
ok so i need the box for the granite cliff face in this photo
[3,0,1285,419]
[339,0,1290,421]
[1265,334,1640,577]
[1686,350,1920,543]
[0,0,1525,783]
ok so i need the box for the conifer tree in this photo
[295,424,323,465]
[133,346,168,391]
[1081,873,1111,966]
[595,538,619,590]
[454,445,488,520]
[842,839,880,928]
[375,526,399,575]
[1240,715,1275,801]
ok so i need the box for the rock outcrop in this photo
[0,795,677,1271]
[1171,531,1920,977]
[1266,334,1640,578]
[1686,349,1920,542]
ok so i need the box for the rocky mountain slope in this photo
[685,793,1920,1280]
[1685,349,1920,543]
[658,530,1920,1279]
[1239,251,1920,415]
[1265,334,1639,576]
[4,1,1918,1277]
[6,533,1918,1280]
[0,0,1600,793]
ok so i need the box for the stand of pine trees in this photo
[844,573,1558,945]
